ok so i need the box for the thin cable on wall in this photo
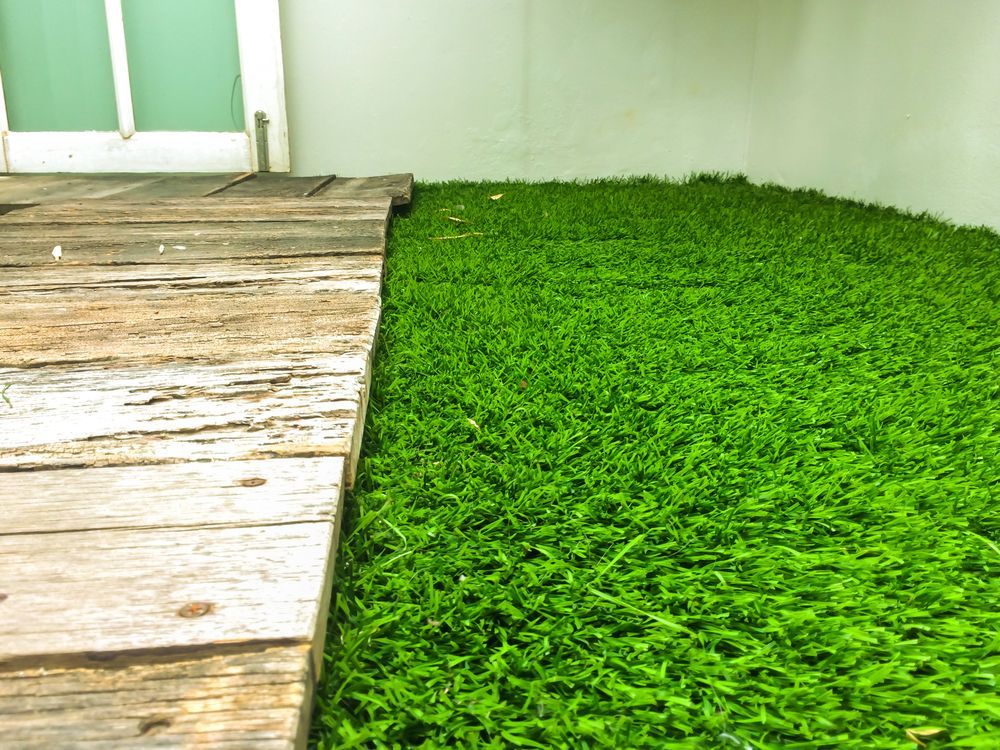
[230,73,242,130]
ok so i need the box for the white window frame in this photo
[0,0,288,173]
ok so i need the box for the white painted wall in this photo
[280,0,1000,230]
[747,0,1000,231]
[280,0,758,181]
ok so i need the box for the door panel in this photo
[122,0,244,132]
[0,0,117,131]
[0,0,287,173]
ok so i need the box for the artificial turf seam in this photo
[311,176,999,750]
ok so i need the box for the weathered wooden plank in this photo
[0,175,397,749]
[0,257,383,293]
[0,328,375,371]
[0,219,383,244]
[4,196,387,213]
[0,206,386,226]
[314,173,414,207]
[214,174,336,198]
[109,173,253,200]
[0,285,379,366]
[0,327,375,370]
[2,424,356,474]
[1,456,345,535]
[0,196,392,225]
[0,222,386,267]
[0,644,313,749]
[0,522,338,663]
[0,276,381,324]
[0,358,366,470]
[0,175,166,205]
[0,356,367,443]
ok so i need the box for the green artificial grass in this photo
[311,176,1000,749]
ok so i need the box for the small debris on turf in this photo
[432,232,483,241]
[717,733,755,750]
[905,727,950,748]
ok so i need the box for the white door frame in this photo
[0,0,288,173]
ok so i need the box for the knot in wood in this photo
[138,715,173,736]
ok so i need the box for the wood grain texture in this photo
[0,522,337,663]
[112,173,253,200]
[1,456,345,535]
[0,358,366,470]
[215,174,336,198]
[0,257,383,292]
[0,223,386,268]
[0,175,166,205]
[314,173,414,207]
[0,197,392,225]
[0,179,397,747]
[0,173,412,207]
[0,644,313,749]
[0,287,380,368]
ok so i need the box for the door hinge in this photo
[254,110,270,172]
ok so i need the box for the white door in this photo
[0,0,288,173]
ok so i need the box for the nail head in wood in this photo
[177,602,214,618]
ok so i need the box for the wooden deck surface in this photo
[0,173,412,748]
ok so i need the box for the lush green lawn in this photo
[311,177,999,749]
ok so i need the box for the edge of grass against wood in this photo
[312,175,1000,749]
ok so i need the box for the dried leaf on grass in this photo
[431,232,484,241]
[906,728,950,748]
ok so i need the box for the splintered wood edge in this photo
[344,300,381,489]
[393,173,415,207]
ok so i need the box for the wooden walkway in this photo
[0,172,412,748]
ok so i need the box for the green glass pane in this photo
[0,0,118,131]
[122,0,243,132]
